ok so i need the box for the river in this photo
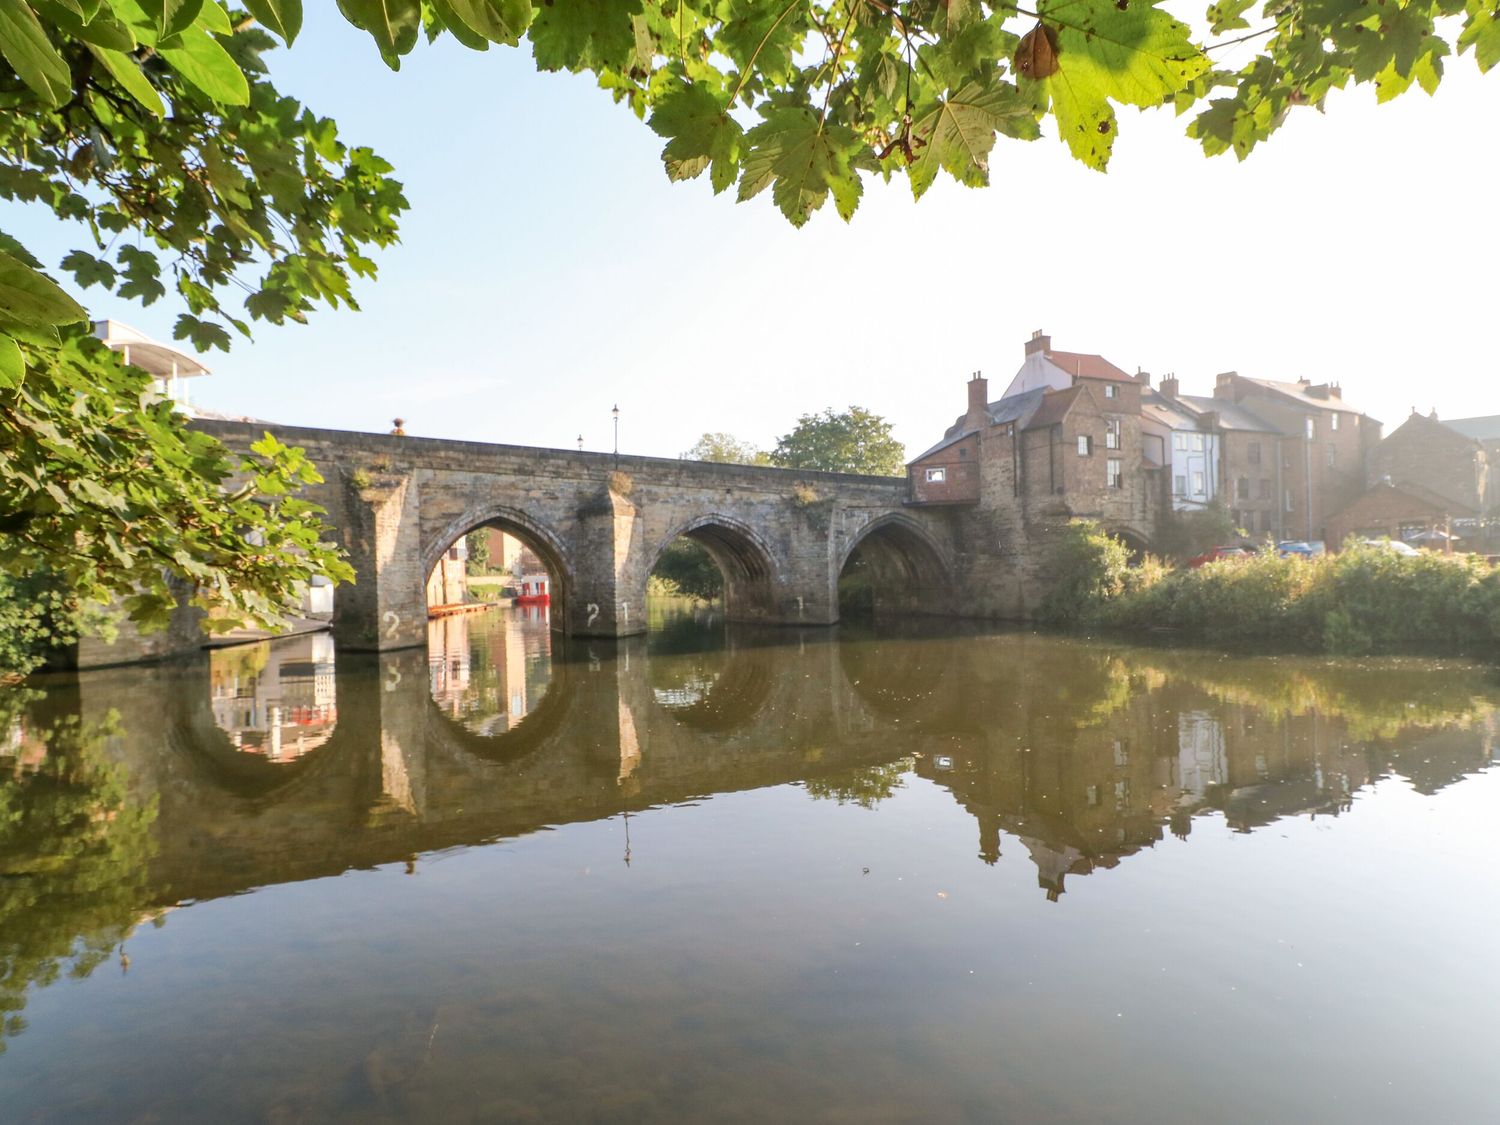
[1,603,1497,1122]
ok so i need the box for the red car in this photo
[1187,545,1250,568]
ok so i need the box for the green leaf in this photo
[173,313,232,352]
[60,249,118,289]
[716,1,806,87]
[0,332,22,386]
[1032,0,1209,171]
[0,253,87,328]
[442,0,531,45]
[648,82,743,193]
[530,0,643,72]
[1459,0,1500,73]
[336,0,422,67]
[907,80,1038,200]
[87,44,165,116]
[243,0,302,44]
[158,25,251,104]
[136,0,205,39]
[33,1,136,49]
[0,0,74,107]
[739,108,863,227]
[196,0,232,34]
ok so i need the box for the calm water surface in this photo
[2,604,1499,1122]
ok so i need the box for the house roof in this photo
[1023,386,1080,430]
[1177,395,1281,433]
[1443,415,1500,441]
[912,388,1047,462]
[1141,390,1201,431]
[1332,481,1476,521]
[1043,350,1131,382]
[1233,375,1367,417]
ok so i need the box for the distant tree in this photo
[682,433,768,465]
[465,530,491,575]
[1159,500,1244,562]
[771,408,905,476]
[650,538,723,600]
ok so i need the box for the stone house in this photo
[909,334,1161,582]
[1368,410,1489,515]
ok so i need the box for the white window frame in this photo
[925,467,946,483]
[1192,470,1205,496]
[1104,384,1119,399]
[1105,418,1121,450]
[1107,458,1123,489]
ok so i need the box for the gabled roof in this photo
[1443,415,1500,441]
[1044,350,1131,382]
[1141,390,1201,431]
[1177,395,1281,433]
[1023,386,1080,430]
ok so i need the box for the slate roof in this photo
[1233,375,1368,416]
[911,387,1048,463]
[1022,386,1079,430]
[1443,415,1500,441]
[1177,395,1282,433]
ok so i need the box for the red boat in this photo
[515,574,550,605]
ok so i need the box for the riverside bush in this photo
[1044,521,1500,655]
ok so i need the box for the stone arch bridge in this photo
[197,420,961,649]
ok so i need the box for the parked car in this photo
[1359,538,1420,557]
[1277,541,1320,558]
[1187,545,1250,568]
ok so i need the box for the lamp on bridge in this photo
[612,404,620,457]
[577,434,584,451]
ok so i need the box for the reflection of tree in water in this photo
[804,759,914,810]
[0,690,159,1055]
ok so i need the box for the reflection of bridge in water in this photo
[69,617,1500,907]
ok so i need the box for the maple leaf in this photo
[1458,0,1500,73]
[907,80,1039,200]
[530,0,644,72]
[738,108,863,226]
[1030,0,1209,171]
[648,84,744,193]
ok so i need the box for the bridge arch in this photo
[838,513,954,618]
[1103,525,1154,562]
[424,505,576,627]
[650,513,780,621]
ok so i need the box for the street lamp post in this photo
[612,404,620,464]
[577,434,583,451]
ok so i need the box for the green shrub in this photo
[1046,531,1500,655]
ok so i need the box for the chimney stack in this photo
[1214,371,1236,399]
[966,370,989,427]
[1024,329,1051,357]
[1135,367,1152,387]
[1161,375,1180,400]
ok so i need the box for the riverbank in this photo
[1042,521,1500,657]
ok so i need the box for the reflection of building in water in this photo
[210,634,337,762]
[428,608,553,736]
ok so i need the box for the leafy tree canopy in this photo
[772,406,905,475]
[682,432,769,465]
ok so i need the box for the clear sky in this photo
[6,9,1496,460]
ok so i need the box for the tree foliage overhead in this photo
[772,406,905,475]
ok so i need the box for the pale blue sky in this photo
[7,9,1496,458]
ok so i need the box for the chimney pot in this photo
[1024,329,1051,357]
[1161,375,1180,400]
[966,371,990,426]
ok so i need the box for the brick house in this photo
[1369,410,1490,515]
[1173,390,1283,539]
[1197,372,1382,545]
[1324,482,1473,549]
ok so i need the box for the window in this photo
[1192,470,1205,496]
[1326,444,1336,468]
[1173,433,1188,452]
[1077,435,1092,456]
[448,546,462,561]
[1174,474,1186,496]
[1237,477,1250,500]
[1331,412,1340,431]
[1305,417,1316,439]
[1105,418,1121,450]
[958,447,967,458]
[1248,441,1261,465]
[1107,458,1123,489]
[1190,433,1205,452]
[925,467,946,482]
[1104,384,1119,399]
[1244,510,1258,533]
[1258,478,1272,500]
[1285,489,1294,512]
